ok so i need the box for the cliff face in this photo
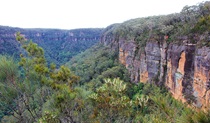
[100,1,210,108]
[101,34,210,109]
[0,26,103,65]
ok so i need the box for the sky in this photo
[0,0,206,29]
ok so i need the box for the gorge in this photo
[0,1,210,122]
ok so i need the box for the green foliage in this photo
[39,111,60,123]
[176,109,210,123]
[0,55,18,84]
[0,26,103,65]
[0,32,81,122]
[86,77,210,123]
[102,1,210,47]
[66,44,130,86]
[0,56,19,120]
[192,15,210,33]
[38,28,102,65]
[122,82,210,123]
[88,78,133,122]
[192,110,210,123]
[1,34,209,122]
[2,2,210,121]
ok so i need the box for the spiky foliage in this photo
[0,55,18,84]
[89,78,150,123]
[0,56,19,120]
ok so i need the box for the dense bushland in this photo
[1,1,210,122]
[102,1,210,47]
[0,27,103,65]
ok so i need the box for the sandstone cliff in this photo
[101,32,210,109]
[100,2,210,108]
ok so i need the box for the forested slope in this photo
[0,1,210,123]
[0,26,103,65]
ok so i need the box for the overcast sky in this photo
[0,0,206,29]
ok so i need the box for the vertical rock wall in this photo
[101,35,210,108]
[166,44,196,104]
[193,47,210,108]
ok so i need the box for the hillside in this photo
[0,26,103,65]
[100,1,210,109]
[66,44,129,86]
[1,1,210,123]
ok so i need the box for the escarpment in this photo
[100,1,210,109]
[101,33,210,109]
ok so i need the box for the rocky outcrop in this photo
[101,34,210,109]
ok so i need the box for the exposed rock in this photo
[139,53,149,83]
[145,42,161,81]
[101,33,210,109]
[165,44,196,104]
[193,47,210,108]
[159,40,168,85]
